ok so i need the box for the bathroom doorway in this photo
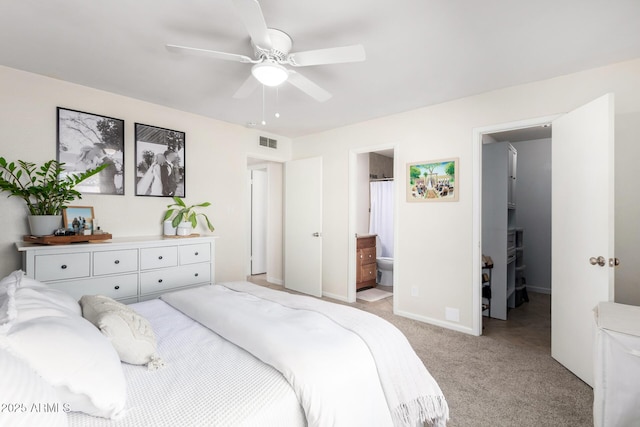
[348,145,398,306]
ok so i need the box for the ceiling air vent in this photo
[259,136,278,149]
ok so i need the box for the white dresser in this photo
[16,235,217,304]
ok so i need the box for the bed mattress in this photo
[68,299,306,427]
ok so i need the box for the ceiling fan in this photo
[166,0,366,102]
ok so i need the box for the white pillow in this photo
[0,272,127,420]
[0,271,20,330]
[0,347,69,427]
[0,270,80,330]
[17,271,81,315]
[4,314,126,419]
[80,295,164,370]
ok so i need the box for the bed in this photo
[0,270,449,427]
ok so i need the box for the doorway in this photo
[472,115,559,335]
[480,126,552,344]
[246,157,284,285]
[473,94,616,388]
[348,145,398,305]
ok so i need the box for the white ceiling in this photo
[2,1,640,138]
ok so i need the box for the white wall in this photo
[511,138,552,294]
[355,153,370,235]
[292,58,640,333]
[0,66,292,281]
[266,162,283,284]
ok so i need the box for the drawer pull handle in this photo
[158,256,163,260]
[61,265,67,270]
[158,279,163,283]
[195,252,199,256]
[114,260,120,264]
[114,285,120,290]
[194,273,199,277]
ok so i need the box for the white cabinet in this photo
[482,142,518,320]
[507,144,517,208]
[16,236,217,304]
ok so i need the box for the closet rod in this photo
[369,178,394,182]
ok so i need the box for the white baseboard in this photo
[322,291,349,302]
[266,276,283,285]
[395,309,476,336]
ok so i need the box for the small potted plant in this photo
[163,196,215,236]
[0,157,107,236]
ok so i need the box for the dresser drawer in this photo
[93,249,138,276]
[179,243,210,265]
[357,236,376,250]
[358,247,377,265]
[34,253,90,282]
[140,264,211,295]
[180,263,211,286]
[140,246,178,270]
[48,274,138,301]
[359,263,377,283]
[140,267,180,295]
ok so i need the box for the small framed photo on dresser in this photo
[62,206,94,230]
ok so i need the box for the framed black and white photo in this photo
[135,123,186,197]
[57,107,125,195]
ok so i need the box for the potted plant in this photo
[163,196,215,236]
[0,157,107,236]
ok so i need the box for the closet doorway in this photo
[348,145,398,305]
[474,94,616,387]
[481,126,552,323]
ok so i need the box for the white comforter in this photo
[161,282,448,427]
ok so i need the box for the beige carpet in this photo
[356,292,593,427]
[247,277,593,427]
[357,287,393,302]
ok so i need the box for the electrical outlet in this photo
[411,286,419,297]
[445,307,460,322]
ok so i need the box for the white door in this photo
[251,169,267,275]
[284,156,322,297]
[552,93,615,387]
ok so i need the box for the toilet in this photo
[376,236,394,290]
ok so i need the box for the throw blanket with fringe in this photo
[162,282,448,427]
[162,284,393,426]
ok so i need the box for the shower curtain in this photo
[369,181,394,258]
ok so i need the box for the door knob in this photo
[312,232,322,237]
[609,258,620,267]
[589,256,606,267]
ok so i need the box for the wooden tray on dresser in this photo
[23,233,113,245]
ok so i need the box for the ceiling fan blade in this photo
[287,71,332,102]
[166,44,254,63]
[233,75,260,99]
[232,0,272,50]
[288,44,366,67]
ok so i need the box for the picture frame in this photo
[134,123,186,197]
[57,107,125,195]
[62,206,95,230]
[407,157,459,202]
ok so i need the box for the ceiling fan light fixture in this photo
[252,62,288,87]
